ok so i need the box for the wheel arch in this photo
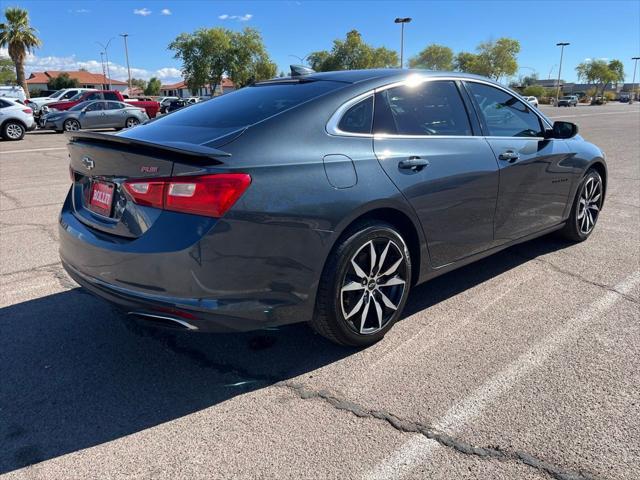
[1,117,27,131]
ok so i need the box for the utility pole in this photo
[121,33,132,91]
[555,42,570,107]
[630,56,640,104]
[394,17,412,68]
[99,51,107,87]
[96,38,115,89]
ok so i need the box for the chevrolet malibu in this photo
[60,69,607,346]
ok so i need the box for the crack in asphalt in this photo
[280,382,597,480]
[516,253,639,305]
[0,190,24,209]
[0,220,58,244]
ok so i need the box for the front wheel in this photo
[560,169,603,242]
[125,117,140,128]
[2,121,25,140]
[311,221,412,347]
[63,119,81,132]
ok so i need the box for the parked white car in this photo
[0,97,35,140]
[28,88,96,112]
[524,96,539,108]
[0,85,27,102]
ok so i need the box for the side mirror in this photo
[546,121,578,139]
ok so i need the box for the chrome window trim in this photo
[326,75,553,139]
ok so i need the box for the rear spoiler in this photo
[65,131,231,161]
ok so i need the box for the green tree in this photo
[0,7,42,98]
[307,30,398,71]
[576,59,625,100]
[522,85,545,97]
[47,73,79,90]
[453,51,478,73]
[0,56,16,84]
[144,77,161,95]
[409,44,453,70]
[169,27,276,93]
[453,38,520,80]
[131,78,147,90]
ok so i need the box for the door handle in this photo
[398,156,430,171]
[498,150,519,162]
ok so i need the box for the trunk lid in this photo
[67,131,230,239]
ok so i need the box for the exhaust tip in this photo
[127,312,198,331]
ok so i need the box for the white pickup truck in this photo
[28,88,95,112]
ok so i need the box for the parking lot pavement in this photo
[1,103,639,479]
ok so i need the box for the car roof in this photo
[297,68,496,85]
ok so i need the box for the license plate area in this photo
[88,180,115,217]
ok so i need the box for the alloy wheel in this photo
[577,176,602,235]
[5,123,23,139]
[340,238,407,335]
[64,120,80,131]
[126,118,139,128]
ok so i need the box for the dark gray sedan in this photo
[59,69,607,346]
[40,100,148,132]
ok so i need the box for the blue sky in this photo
[7,0,640,85]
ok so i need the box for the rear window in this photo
[156,80,345,129]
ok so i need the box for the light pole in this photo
[394,17,412,68]
[120,33,132,91]
[99,52,106,83]
[555,42,570,107]
[96,38,115,89]
[630,56,640,104]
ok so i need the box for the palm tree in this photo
[0,7,41,98]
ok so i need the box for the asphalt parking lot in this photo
[1,102,639,480]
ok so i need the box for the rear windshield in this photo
[156,80,345,128]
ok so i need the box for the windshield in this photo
[69,101,92,111]
[156,80,345,129]
[561,96,571,100]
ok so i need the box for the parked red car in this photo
[45,90,160,118]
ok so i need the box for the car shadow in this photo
[0,233,573,474]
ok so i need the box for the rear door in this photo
[464,81,573,242]
[372,80,500,268]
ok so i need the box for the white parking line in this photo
[364,270,640,480]
[0,147,67,154]
[550,110,640,119]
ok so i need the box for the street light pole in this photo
[120,33,132,91]
[555,42,570,107]
[630,56,640,104]
[96,38,115,89]
[394,17,412,68]
[99,52,106,83]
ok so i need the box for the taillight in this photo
[22,108,32,114]
[123,173,251,218]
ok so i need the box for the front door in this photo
[372,80,500,268]
[81,101,107,128]
[464,81,574,242]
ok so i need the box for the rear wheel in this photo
[125,117,140,128]
[63,119,81,132]
[2,121,25,140]
[311,221,411,347]
[560,169,603,242]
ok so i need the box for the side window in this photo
[85,102,104,112]
[85,92,102,101]
[0,99,9,108]
[107,101,124,110]
[63,90,78,99]
[103,92,119,101]
[466,82,543,138]
[373,81,472,136]
[338,96,373,134]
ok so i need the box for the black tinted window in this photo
[374,81,471,136]
[338,96,373,134]
[85,92,102,101]
[104,92,119,101]
[0,99,9,108]
[62,90,77,99]
[85,102,105,111]
[467,82,543,137]
[107,101,124,110]
[157,80,344,129]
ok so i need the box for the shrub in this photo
[522,85,545,98]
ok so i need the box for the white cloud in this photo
[133,8,152,16]
[160,8,172,15]
[17,50,182,84]
[69,8,90,14]
[219,13,252,21]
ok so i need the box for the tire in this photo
[125,117,139,128]
[2,121,25,141]
[310,221,412,347]
[560,169,604,242]
[63,119,81,132]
